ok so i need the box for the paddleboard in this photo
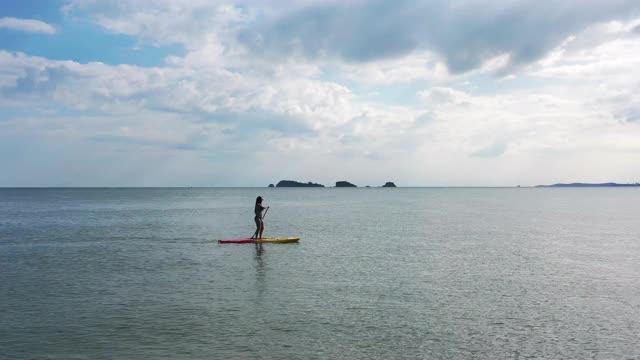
[218,237,300,244]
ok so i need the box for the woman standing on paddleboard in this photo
[251,196,269,239]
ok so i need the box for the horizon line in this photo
[0,185,533,188]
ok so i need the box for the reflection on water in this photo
[254,242,266,301]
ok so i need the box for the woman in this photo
[251,196,269,239]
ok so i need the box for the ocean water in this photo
[1,187,639,359]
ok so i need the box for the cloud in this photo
[337,51,452,85]
[418,86,471,106]
[0,50,413,154]
[0,17,57,34]
[529,18,640,123]
[472,142,508,158]
[64,0,640,77]
[414,81,640,165]
[241,0,640,73]
[64,0,249,49]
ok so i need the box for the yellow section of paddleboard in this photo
[255,237,300,243]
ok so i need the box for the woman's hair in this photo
[256,196,263,204]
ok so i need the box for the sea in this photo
[1,187,639,359]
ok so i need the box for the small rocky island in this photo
[275,180,325,187]
[382,182,396,187]
[335,181,357,187]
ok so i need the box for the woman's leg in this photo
[258,218,265,239]
[252,216,260,238]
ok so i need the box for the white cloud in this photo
[529,18,640,124]
[0,17,56,34]
[65,0,250,49]
[338,51,452,85]
[0,49,414,159]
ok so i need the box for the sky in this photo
[1,0,640,187]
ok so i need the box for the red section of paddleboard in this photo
[218,238,256,244]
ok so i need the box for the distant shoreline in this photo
[536,183,640,187]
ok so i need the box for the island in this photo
[268,184,275,188]
[275,180,325,187]
[335,181,357,187]
[536,182,640,187]
[382,182,396,187]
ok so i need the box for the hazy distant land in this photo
[536,182,640,187]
